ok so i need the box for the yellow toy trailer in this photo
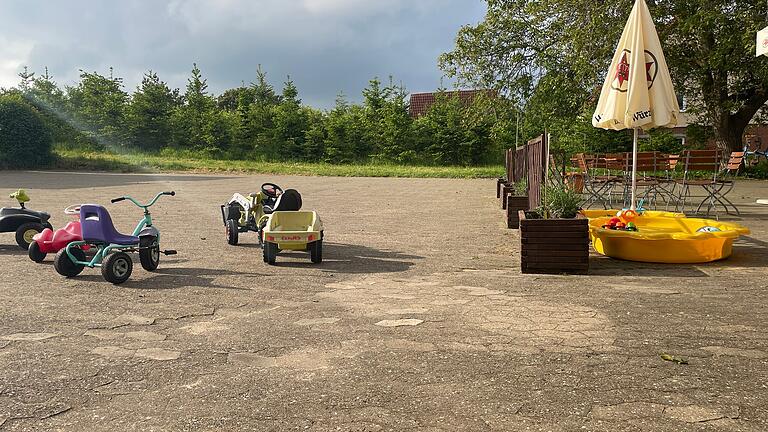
[262,210,323,264]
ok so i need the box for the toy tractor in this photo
[0,189,53,249]
[220,183,302,245]
[220,183,323,264]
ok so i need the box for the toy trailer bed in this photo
[262,211,323,264]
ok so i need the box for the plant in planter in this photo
[505,179,529,229]
[519,183,589,274]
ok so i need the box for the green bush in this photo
[743,160,768,179]
[0,94,53,168]
[540,183,581,219]
[639,129,684,154]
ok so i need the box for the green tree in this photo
[0,93,53,168]
[324,93,368,163]
[66,68,129,147]
[128,71,179,151]
[414,92,470,165]
[217,85,255,111]
[22,68,79,145]
[440,0,768,152]
[303,109,327,161]
[273,77,308,160]
[171,63,217,149]
[377,80,414,162]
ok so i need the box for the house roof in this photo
[408,89,495,117]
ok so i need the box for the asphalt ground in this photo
[0,171,767,431]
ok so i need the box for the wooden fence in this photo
[504,134,547,210]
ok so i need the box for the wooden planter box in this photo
[519,211,589,275]
[500,185,515,209]
[506,195,529,229]
[496,178,507,198]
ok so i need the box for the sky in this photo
[0,0,487,108]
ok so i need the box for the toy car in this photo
[262,210,323,264]
[0,189,53,249]
[54,191,177,284]
[220,183,303,245]
[28,205,88,262]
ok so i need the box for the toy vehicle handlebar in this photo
[111,191,176,208]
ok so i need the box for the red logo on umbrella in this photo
[611,49,659,92]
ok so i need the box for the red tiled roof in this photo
[408,89,495,117]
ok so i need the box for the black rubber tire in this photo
[139,236,160,271]
[15,222,44,249]
[28,241,46,263]
[263,242,277,265]
[226,219,239,245]
[102,252,133,285]
[309,239,323,264]
[54,248,86,277]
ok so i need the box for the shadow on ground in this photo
[589,255,711,277]
[1,171,233,190]
[272,242,422,274]
[0,244,27,256]
[589,235,768,277]
[72,267,264,291]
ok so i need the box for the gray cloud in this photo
[0,0,486,108]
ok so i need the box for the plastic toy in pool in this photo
[588,213,750,263]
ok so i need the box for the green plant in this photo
[0,94,53,168]
[540,183,581,219]
[512,178,528,195]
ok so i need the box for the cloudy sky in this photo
[0,0,486,108]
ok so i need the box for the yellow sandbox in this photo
[587,212,750,263]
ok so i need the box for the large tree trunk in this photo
[703,69,768,153]
[714,113,750,153]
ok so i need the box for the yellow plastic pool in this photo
[587,212,750,263]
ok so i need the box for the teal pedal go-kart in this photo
[54,191,177,284]
[0,189,53,249]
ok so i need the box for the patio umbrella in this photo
[592,0,680,211]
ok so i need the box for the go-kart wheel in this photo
[28,241,46,263]
[263,242,277,265]
[139,236,160,271]
[54,248,86,277]
[102,252,133,285]
[309,239,323,264]
[226,219,239,245]
[15,222,44,249]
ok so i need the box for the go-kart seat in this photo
[263,189,302,214]
[80,204,139,245]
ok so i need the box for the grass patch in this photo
[52,149,505,179]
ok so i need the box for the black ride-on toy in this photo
[0,189,53,249]
[220,183,303,246]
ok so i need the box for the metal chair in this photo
[672,149,736,216]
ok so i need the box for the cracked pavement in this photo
[0,171,767,431]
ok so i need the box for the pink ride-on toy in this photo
[28,205,87,263]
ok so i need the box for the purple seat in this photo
[80,204,139,245]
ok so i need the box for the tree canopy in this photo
[440,0,768,151]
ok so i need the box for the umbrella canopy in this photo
[593,0,679,130]
[758,26,768,57]
[592,0,680,210]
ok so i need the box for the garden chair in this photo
[623,151,663,209]
[672,149,737,216]
[575,153,618,209]
[698,151,744,215]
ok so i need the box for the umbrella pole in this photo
[630,128,639,211]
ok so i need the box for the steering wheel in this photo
[64,204,81,216]
[261,183,283,199]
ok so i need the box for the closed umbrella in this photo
[593,0,680,210]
